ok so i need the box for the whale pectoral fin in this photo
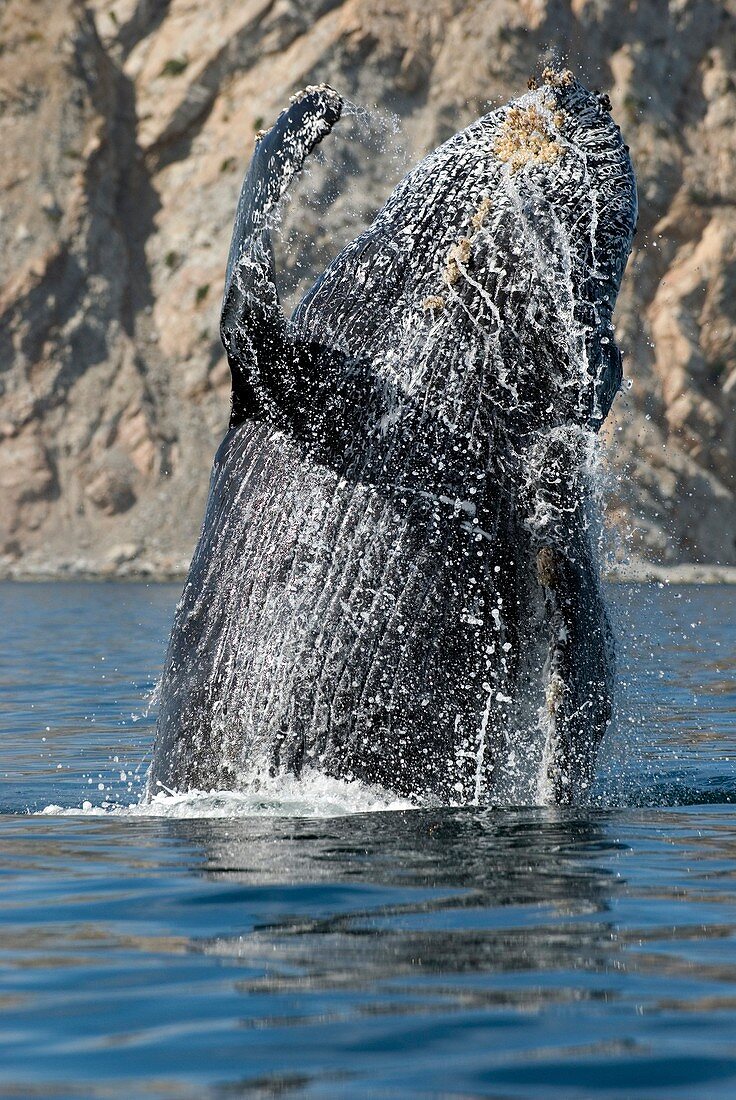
[220,85,343,428]
[535,544,614,805]
[522,430,614,804]
[586,327,623,430]
[223,85,343,293]
[221,237,292,427]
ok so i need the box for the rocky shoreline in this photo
[3,556,735,586]
[606,561,736,585]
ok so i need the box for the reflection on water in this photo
[3,806,736,1097]
[1,582,736,1097]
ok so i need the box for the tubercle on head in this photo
[541,65,574,89]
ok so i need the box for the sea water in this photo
[1,580,735,1098]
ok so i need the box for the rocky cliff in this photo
[1,0,735,577]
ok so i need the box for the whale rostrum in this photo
[150,71,637,805]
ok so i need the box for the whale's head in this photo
[290,69,637,437]
[222,73,636,457]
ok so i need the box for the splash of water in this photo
[38,767,416,819]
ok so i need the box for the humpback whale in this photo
[150,70,637,805]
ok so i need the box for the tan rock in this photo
[0,0,735,574]
[85,452,137,516]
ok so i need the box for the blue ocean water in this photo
[1,581,735,1098]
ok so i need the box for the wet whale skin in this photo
[150,74,637,805]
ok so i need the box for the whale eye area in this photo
[493,104,566,173]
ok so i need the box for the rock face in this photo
[0,0,735,575]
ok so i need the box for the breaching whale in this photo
[150,70,637,805]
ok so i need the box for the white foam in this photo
[36,767,416,820]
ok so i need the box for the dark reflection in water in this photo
[187,806,620,897]
[181,809,624,1011]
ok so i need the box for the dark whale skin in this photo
[150,74,637,805]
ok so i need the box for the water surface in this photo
[1,581,735,1098]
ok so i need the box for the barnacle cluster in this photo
[470,194,493,232]
[443,235,472,287]
[441,194,493,288]
[542,65,574,88]
[536,546,559,588]
[493,103,566,173]
[422,194,494,312]
[288,82,333,104]
[545,672,566,715]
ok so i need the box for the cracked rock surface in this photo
[1,0,735,576]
